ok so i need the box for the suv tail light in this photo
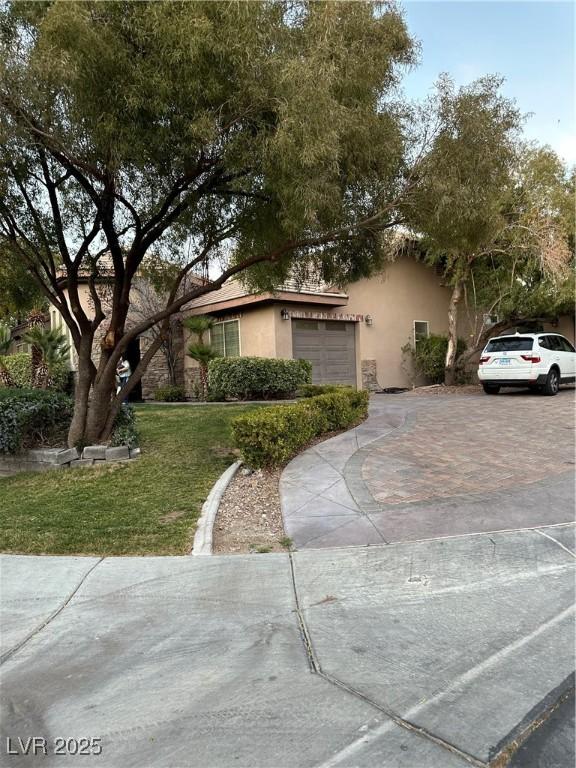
[521,355,541,363]
[479,356,490,364]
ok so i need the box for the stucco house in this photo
[44,253,574,398]
[183,255,575,393]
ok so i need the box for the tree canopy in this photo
[403,76,573,382]
[0,0,416,443]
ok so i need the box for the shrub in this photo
[208,357,311,400]
[0,389,73,454]
[232,388,369,468]
[0,353,32,388]
[0,352,70,391]
[110,404,139,448]
[409,335,467,384]
[153,385,186,402]
[298,383,353,398]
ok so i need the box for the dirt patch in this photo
[212,468,287,554]
[213,422,367,554]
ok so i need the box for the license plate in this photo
[499,358,511,365]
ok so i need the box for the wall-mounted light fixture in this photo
[280,309,290,321]
[365,315,373,326]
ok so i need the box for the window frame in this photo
[413,320,430,346]
[210,318,241,358]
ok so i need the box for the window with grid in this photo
[414,321,429,345]
[211,320,240,357]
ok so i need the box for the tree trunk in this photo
[84,374,117,444]
[444,278,465,386]
[67,370,93,447]
[199,364,208,400]
[34,360,52,389]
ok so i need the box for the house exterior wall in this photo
[343,257,454,389]
[181,257,575,395]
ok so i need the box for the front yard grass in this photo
[0,404,261,556]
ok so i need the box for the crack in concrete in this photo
[0,557,105,666]
[287,552,487,768]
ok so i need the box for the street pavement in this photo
[1,390,574,767]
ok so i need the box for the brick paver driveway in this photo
[363,395,573,504]
[281,389,575,548]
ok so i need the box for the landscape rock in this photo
[105,446,130,461]
[69,459,94,468]
[54,448,79,465]
[82,445,108,460]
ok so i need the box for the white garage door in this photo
[292,319,357,386]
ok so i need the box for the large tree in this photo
[405,76,571,384]
[0,0,415,445]
[456,146,574,366]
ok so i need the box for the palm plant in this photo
[23,326,70,389]
[184,316,217,399]
[0,321,14,387]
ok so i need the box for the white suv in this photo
[478,332,576,396]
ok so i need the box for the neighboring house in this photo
[52,267,187,400]
[8,318,50,355]
[183,255,576,391]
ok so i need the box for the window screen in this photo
[210,320,239,357]
[414,321,429,344]
[486,337,533,352]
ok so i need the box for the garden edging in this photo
[191,460,242,556]
[0,445,141,477]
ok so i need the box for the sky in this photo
[399,0,575,164]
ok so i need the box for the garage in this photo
[292,319,357,386]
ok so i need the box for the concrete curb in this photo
[191,460,242,556]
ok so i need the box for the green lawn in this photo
[0,404,261,556]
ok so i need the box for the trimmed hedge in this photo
[0,388,73,454]
[153,385,186,402]
[208,357,312,400]
[0,352,70,391]
[232,388,369,468]
[298,383,353,398]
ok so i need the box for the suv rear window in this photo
[485,337,533,352]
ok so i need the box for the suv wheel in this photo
[482,383,500,395]
[542,368,560,396]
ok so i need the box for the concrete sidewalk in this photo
[1,525,574,767]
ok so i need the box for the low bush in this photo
[232,388,369,468]
[153,385,187,402]
[409,334,467,384]
[0,389,73,454]
[110,404,139,448]
[0,352,70,391]
[298,383,353,398]
[208,357,312,400]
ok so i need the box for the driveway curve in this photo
[280,390,575,549]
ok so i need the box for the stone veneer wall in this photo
[361,359,380,391]
[87,317,185,401]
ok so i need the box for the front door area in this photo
[291,319,357,386]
